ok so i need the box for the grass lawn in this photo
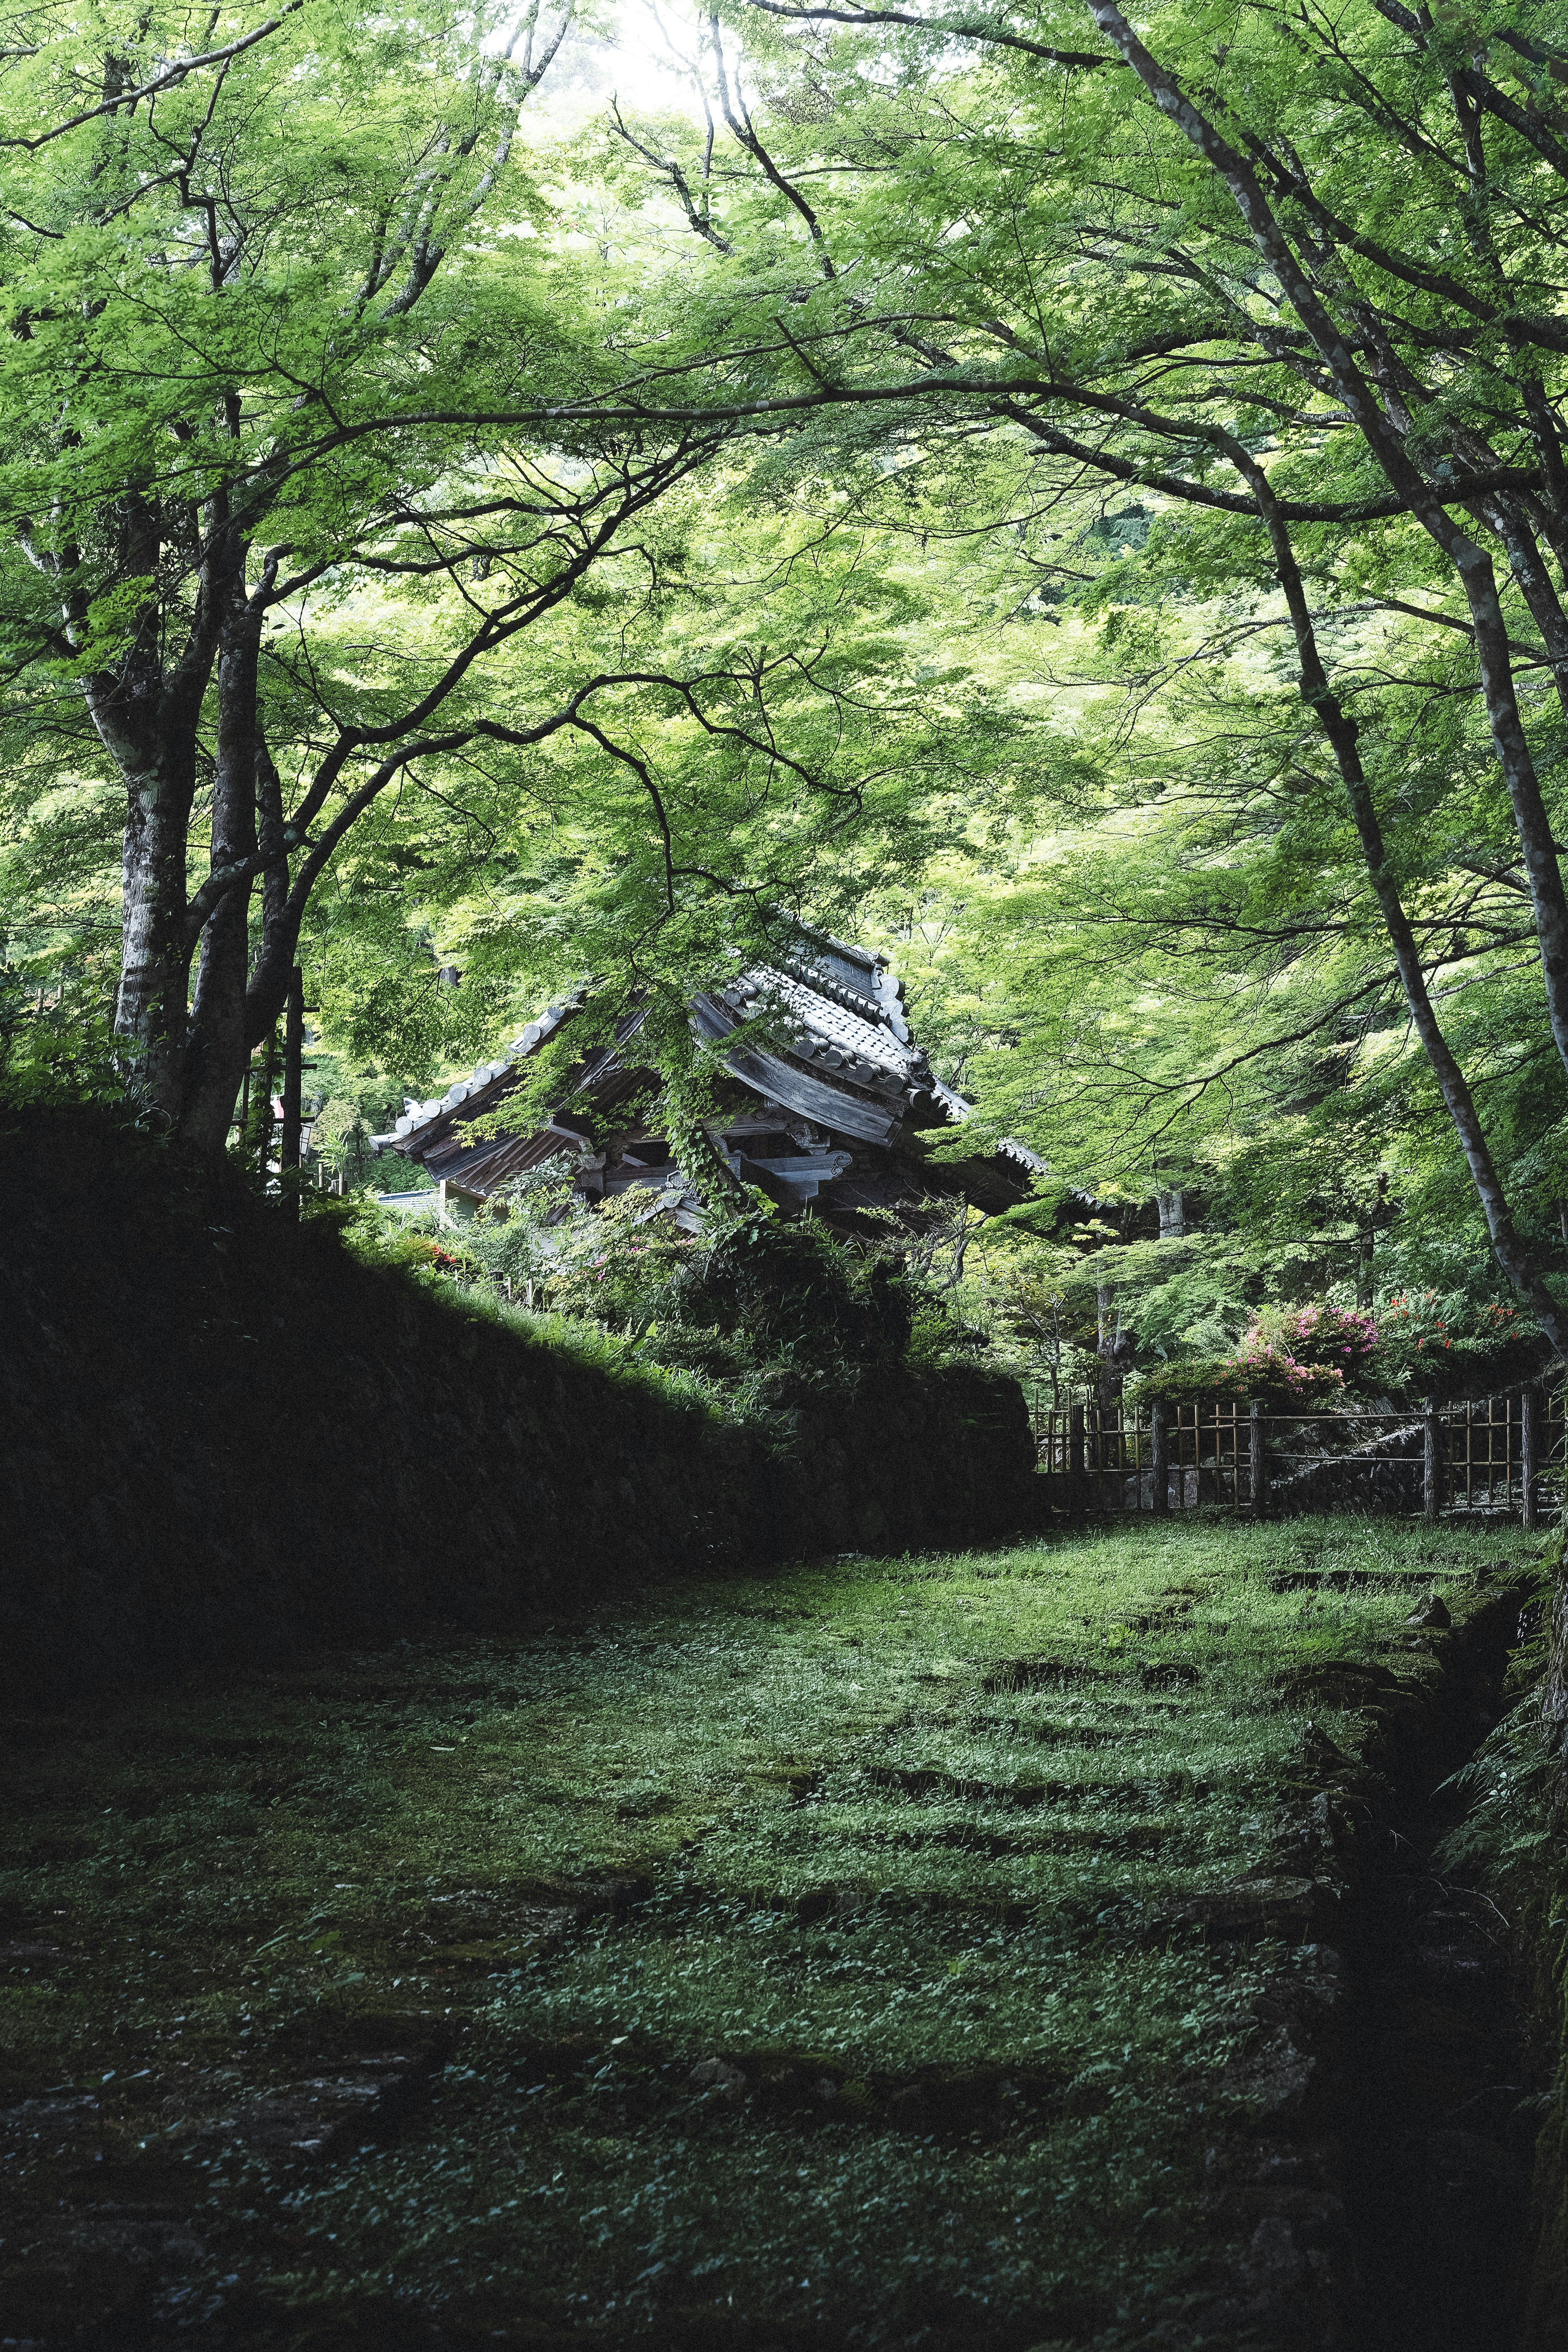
[0,1514,1533,2348]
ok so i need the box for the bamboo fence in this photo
[1028,1384,1564,1525]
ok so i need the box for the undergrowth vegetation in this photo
[0,1516,1527,2348]
[346,1180,972,1448]
[1437,1546,1568,2346]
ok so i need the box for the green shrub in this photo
[633,1325,745,1379]
[1365,1288,1549,1399]
[666,1214,917,1371]
[1130,1354,1348,1408]
[0,976,134,1116]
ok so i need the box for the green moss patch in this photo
[0,1516,1530,2347]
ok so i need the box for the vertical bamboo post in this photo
[1070,1401,1086,1482]
[1225,1401,1237,1511]
[1510,1388,1519,1519]
[1523,1384,1540,1531]
[279,964,304,1216]
[254,1029,277,1189]
[1250,1401,1267,1519]
[1151,1398,1169,1516]
[1423,1399,1440,1522]
[1506,1393,1515,1512]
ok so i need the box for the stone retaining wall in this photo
[0,1113,1041,1698]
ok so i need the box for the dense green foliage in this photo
[0,0,1018,1156]
[561,0,1568,1355]
[10,12,1568,2337]
[9,0,1568,1375]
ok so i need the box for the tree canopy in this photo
[7,0,1568,1374]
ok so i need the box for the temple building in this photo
[370,931,1040,1233]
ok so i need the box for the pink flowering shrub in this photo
[1137,1288,1544,1409]
[1240,1303,1378,1373]
[1136,1300,1374,1408]
[1134,1352,1346,1408]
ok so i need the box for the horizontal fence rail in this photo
[1028,1384,1564,1523]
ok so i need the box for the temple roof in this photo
[370,931,1043,1223]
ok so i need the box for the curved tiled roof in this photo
[719,967,921,1094]
[363,935,1037,1238]
[370,940,951,1161]
[373,996,584,1152]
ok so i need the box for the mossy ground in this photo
[0,1516,1531,2348]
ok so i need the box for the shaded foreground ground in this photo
[0,1518,1539,2348]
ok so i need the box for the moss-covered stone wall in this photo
[0,1114,1040,1699]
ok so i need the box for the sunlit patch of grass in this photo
[0,1514,1526,2344]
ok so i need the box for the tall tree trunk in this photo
[182,550,265,1156]
[278,964,305,1218]
[114,764,195,1121]
[245,1027,278,1190]
[1229,456,1568,1352]
[86,504,219,1129]
[241,741,307,1055]
[1088,0,1568,1100]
